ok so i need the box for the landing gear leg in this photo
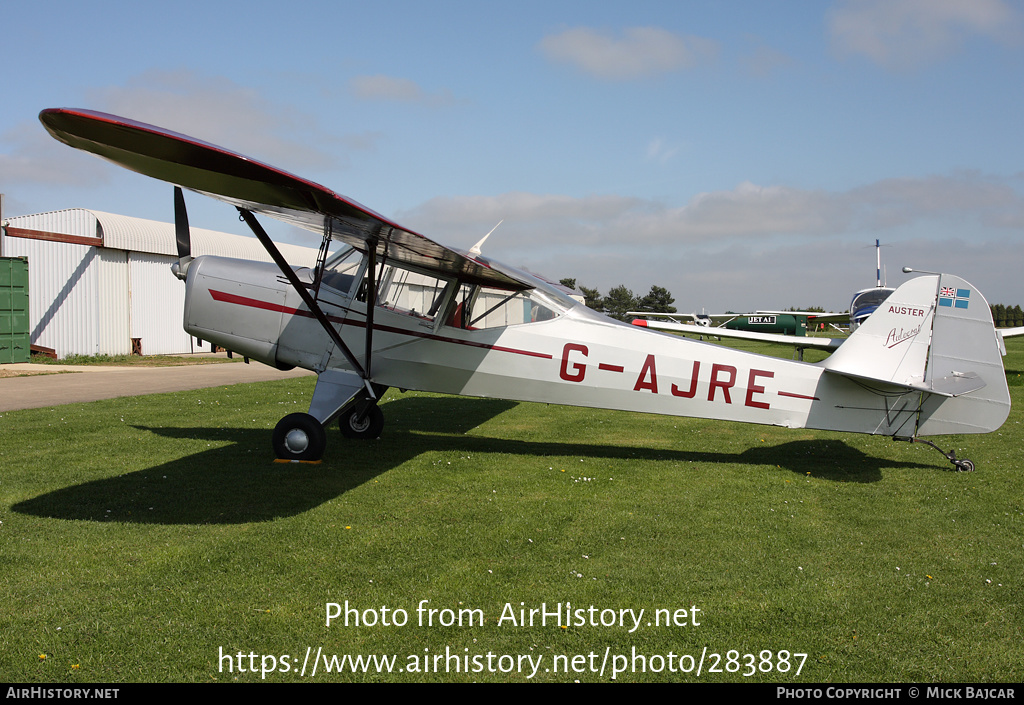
[901,437,975,472]
[306,369,389,448]
[270,370,385,460]
[339,400,384,439]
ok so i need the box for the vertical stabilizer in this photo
[822,274,1009,435]
[823,275,937,388]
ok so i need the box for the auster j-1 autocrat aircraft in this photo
[39,108,1010,471]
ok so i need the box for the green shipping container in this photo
[0,257,30,363]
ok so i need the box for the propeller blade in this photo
[172,186,193,280]
[174,186,191,260]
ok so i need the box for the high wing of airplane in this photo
[629,312,741,327]
[629,311,845,361]
[633,310,846,334]
[40,108,1010,471]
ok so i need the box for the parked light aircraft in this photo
[629,310,843,334]
[631,241,890,346]
[630,315,846,358]
[40,108,1010,471]
[846,240,896,331]
[634,239,1023,351]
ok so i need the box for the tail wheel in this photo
[272,413,327,461]
[339,404,384,439]
[901,437,979,473]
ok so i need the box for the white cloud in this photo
[646,138,682,164]
[402,191,647,230]
[848,174,1023,228]
[654,182,845,239]
[350,75,456,107]
[2,70,378,203]
[0,122,109,188]
[740,43,797,77]
[539,27,718,80]
[403,174,1024,250]
[87,69,337,171]
[829,0,1021,70]
[395,173,1024,310]
[634,174,1024,242]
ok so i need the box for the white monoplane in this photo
[40,108,1010,471]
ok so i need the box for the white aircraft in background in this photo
[629,242,892,353]
[846,240,896,332]
[630,314,846,358]
[633,239,1024,353]
[40,108,1010,471]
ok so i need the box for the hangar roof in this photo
[4,208,318,265]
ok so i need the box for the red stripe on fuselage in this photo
[208,289,553,360]
[778,391,819,401]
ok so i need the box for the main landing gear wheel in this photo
[339,404,384,439]
[272,413,327,461]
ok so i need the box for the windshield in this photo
[445,284,565,329]
[851,288,893,316]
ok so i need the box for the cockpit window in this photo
[378,266,450,321]
[320,247,362,296]
[446,284,564,329]
[852,289,892,310]
[319,247,569,329]
[352,261,451,322]
[850,288,894,317]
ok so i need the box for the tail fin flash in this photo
[822,273,1009,435]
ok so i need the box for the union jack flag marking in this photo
[939,285,970,309]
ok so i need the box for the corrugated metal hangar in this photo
[0,208,318,358]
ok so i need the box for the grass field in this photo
[1,339,1021,682]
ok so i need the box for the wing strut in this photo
[361,233,392,382]
[364,237,377,380]
[236,208,369,383]
[310,218,333,300]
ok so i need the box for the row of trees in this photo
[991,304,1024,328]
[560,279,676,321]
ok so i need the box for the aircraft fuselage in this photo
[181,254,941,439]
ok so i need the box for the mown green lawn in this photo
[1,339,1021,682]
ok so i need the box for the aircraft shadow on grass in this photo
[14,396,935,525]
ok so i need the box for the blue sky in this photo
[2,0,1023,313]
